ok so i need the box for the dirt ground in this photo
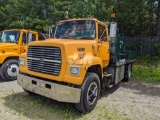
[0,77,160,120]
[100,81,160,120]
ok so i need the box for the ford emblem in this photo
[40,58,44,62]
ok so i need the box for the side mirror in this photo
[109,22,117,38]
[108,22,117,43]
[49,25,55,38]
[108,37,115,43]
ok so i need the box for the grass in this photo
[2,92,131,120]
[132,64,160,83]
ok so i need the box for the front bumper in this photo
[17,74,81,103]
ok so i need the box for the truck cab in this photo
[0,29,45,81]
[17,18,136,112]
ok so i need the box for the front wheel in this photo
[75,72,100,113]
[0,59,19,81]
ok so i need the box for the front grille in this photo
[27,46,61,76]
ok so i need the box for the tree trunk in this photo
[157,0,160,37]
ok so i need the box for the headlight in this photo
[70,66,80,76]
[19,58,25,66]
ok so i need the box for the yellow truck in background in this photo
[0,29,46,81]
[17,18,136,112]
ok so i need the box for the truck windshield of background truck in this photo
[54,20,95,40]
[0,30,20,44]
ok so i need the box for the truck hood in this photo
[0,43,18,48]
[28,39,97,57]
[0,43,19,54]
[29,38,96,44]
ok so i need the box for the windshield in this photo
[0,30,20,43]
[54,20,96,40]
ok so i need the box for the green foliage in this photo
[158,0,160,37]
[132,54,160,83]
[151,44,160,56]
[132,64,160,83]
[0,0,159,36]
[136,54,160,64]
[136,55,151,64]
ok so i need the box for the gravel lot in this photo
[0,76,160,120]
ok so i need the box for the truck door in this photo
[20,32,37,53]
[97,24,110,67]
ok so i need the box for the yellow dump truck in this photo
[17,18,136,112]
[0,29,46,81]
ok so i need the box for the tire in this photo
[75,72,100,113]
[0,59,19,81]
[123,64,132,82]
[0,66,6,80]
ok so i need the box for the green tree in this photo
[157,0,160,37]
[0,0,159,37]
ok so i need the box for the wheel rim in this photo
[87,81,98,105]
[7,64,19,77]
[128,64,131,78]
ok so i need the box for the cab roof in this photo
[59,18,101,23]
[58,18,107,26]
[2,29,38,33]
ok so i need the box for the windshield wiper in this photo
[59,36,73,39]
[75,36,94,40]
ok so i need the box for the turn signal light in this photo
[78,53,85,58]
[2,50,5,54]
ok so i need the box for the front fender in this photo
[0,53,19,64]
[63,55,102,85]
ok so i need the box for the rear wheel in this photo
[123,64,132,81]
[0,59,19,81]
[75,72,100,113]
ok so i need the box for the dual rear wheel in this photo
[123,64,132,81]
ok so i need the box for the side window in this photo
[98,24,107,41]
[22,33,27,44]
[38,33,46,40]
[31,34,36,41]
[28,33,34,42]
[22,33,36,44]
